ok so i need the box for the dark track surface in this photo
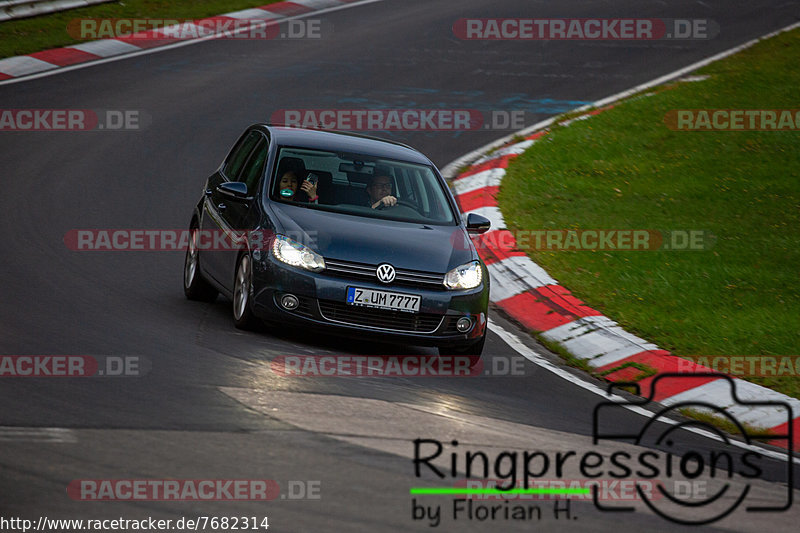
[1,1,798,530]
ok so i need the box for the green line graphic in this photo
[409,487,590,495]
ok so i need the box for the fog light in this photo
[280,294,299,310]
[456,317,472,333]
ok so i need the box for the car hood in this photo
[269,202,475,273]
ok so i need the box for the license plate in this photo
[346,287,421,313]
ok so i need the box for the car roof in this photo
[253,125,433,166]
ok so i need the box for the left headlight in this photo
[271,234,325,272]
[443,260,482,290]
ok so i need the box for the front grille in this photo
[318,300,444,333]
[442,316,463,334]
[293,296,314,318]
[324,258,445,289]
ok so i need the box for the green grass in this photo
[499,29,800,399]
[678,408,775,439]
[0,0,280,59]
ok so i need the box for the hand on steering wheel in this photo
[372,195,397,209]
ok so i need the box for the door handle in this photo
[217,203,227,212]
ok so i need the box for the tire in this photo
[438,335,485,368]
[233,253,260,330]
[184,224,218,302]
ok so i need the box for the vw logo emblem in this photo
[376,263,396,284]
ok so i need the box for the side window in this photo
[224,131,261,180]
[399,169,419,204]
[412,170,432,214]
[237,138,268,192]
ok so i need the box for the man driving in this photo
[366,168,397,209]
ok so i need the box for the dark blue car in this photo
[183,125,491,358]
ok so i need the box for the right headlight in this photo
[271,235,325,272]
[443,260,482,290]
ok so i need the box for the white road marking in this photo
[71,39,141,58]
[487,256,557,302]
[469,139,535,166]
[0,427,76,443]
[224,8,282,20]
[0,55,58,77]
[451,167,506,196]
[541,315,657,365]
[661,379,800,429]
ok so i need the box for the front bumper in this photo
[250,250,488,347]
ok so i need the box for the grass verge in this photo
[677,408,776,441]
[0,0,280,59]
[499,29,800,399]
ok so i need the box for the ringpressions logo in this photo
[411,374,793,526]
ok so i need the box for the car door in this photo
[216,134,270,287]
[200,130,261,287]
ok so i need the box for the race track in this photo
[1,0,798,530]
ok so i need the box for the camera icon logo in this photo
[592,373,794,525]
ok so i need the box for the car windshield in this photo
[269,146,458,225]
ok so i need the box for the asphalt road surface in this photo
[1,0,799,531]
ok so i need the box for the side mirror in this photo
[466,213,491,235]
[217,181,251,201]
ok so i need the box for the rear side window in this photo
[224,131,261,179]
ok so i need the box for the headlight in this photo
[443,260,482,290]
[271,235,325,272]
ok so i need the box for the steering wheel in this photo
[391,199,421,212]
[375,199,421,212]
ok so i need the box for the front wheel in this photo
[233,254,259,330]
[438,335,485,368]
